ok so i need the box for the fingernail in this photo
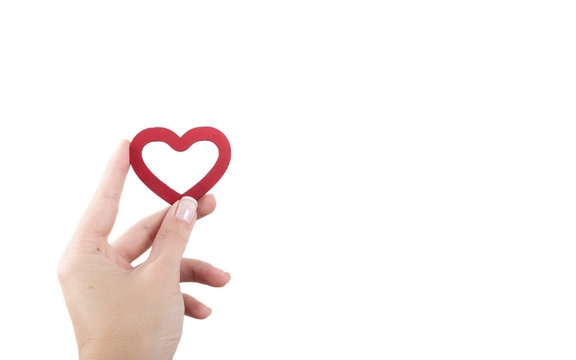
[175,196,198,224]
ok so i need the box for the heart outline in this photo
[130,127,231,204]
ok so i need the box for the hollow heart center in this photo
[142,141,219,194]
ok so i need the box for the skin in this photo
[57,140,230,360]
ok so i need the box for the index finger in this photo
[75,139,131,241]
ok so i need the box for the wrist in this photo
[78,336,154,360]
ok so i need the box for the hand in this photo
[57,140,231,360]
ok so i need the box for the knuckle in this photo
[56,257,75,282]
[75,222,106,239]
[181,264,198,282]
[146,260,181,282]
[157,224,190,248]
[56,246,86,283]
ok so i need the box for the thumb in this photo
[146,196,198,270]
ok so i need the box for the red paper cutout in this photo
[130,127,231,204]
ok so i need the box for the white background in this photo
[1,1,575,359]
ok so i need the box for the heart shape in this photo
[130,127,231,204]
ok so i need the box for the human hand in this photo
[57,140,231,360]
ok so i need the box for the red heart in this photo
[129,127,231,204]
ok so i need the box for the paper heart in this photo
[130,127,231,204]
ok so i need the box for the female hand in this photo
[57,140,230,360]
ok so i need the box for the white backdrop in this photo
[1,1,575,359]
